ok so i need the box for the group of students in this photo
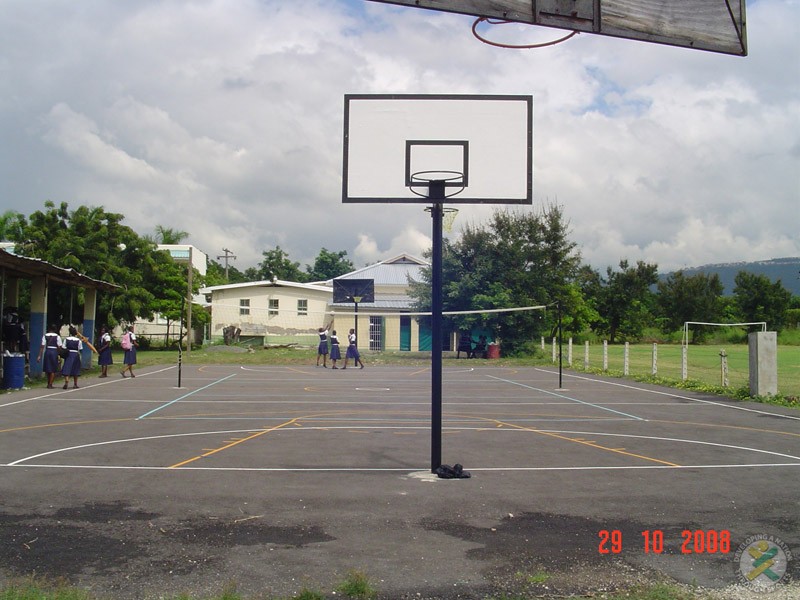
[315,321,365,369]
[36,324,139,389]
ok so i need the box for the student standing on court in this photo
[97,325,113,377]
[342,328,364,369]
[120,325,138,378]
[329,329,342,369]
[316,320,333,368]
[36,323,62,389]
[60,325,83,389]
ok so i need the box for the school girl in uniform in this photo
[121,325,138,378]
[316,320,333,368]
[97,325,113,377]
[37,324,62,389]
[342,328,364,369]
[60,325,83,389]
[329,330,342,369]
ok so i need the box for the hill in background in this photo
[663,257,800,296]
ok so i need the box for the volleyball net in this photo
[204,302,549,351]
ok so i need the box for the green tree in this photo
[255,246,306,282]
[204,259,248,286]
[732,271,793,331]
[591,260,658,343]
[153,225,189,244]
[656,271,724,339]
[409,205,582,354]
[0,210,22,240]
[8,201,187,329]
[305,248,355,281]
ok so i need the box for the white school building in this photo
[200,254,438,351]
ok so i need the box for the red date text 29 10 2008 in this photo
[598,529,732,554]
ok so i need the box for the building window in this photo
[369,316,383,351]
[268,298,279,317]
[239,299,250,316]
[297,299,308,316]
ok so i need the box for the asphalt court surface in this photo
[2,364,798,473]
[2,363,799,596]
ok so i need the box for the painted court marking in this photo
[2,366,798,475]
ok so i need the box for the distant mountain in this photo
[662,257,800,296]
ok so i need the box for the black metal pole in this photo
[354,301,359,347]
[557,301,563,389]
[178,296,184,388]
[430,181,445,473]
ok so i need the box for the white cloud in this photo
[0,0,797,275]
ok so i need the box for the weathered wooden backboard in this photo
[366,0,747,56]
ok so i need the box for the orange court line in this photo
[168,417,299,469]
[492,418,680,467]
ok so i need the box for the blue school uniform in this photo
[42,332,61,374]
[98,332,113,366]
[346,333,360,359]
[60,336,83,377]
[330,334,341,360]
[317,329,329,355]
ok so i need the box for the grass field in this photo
[558,341,800,400]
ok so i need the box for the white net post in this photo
[652,343,658,376]
[720,349,729,387]
[567,337,573,366]
[552,337,556,363]
[603,340,608,371]
[584,341,590,371]
[682,345,688,380]
[623,342,630,376]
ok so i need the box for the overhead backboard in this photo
[333,278,375,303]
[343,94,532,204]
[366,0,747,56]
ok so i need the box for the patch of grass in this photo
[334,570,377,599]
[514,570,550,585]
[0,578,90,600]
[601,582,701,600]
[283,590,324,600]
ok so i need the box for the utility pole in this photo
[217,248,237,281]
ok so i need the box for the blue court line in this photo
[485,374,645,421]
[136,374,237,420]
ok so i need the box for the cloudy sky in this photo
[1,0,797,274]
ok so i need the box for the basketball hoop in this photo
[472,17,579,49]
[409,171,466,199]
[424,206,460,234]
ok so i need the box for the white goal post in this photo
[682,321,767,348]
[681,321,767,381]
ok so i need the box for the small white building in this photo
[200,254,432,351]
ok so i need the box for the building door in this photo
[400,316,411,351]
[418,321,431,351]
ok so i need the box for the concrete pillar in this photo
[82,287,97,369]
[29,277,48,378]
[748,331,778,397]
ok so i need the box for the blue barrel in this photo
[2,354,26,389]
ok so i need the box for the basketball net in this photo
[442,208,459,234]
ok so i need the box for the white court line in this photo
[5,425,799,468]
[486,374,645,421]
[3,463,799,473]
[136,373,236,419]
[536,368,800,421]
[0,366,176,409]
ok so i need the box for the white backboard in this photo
[343,94,533,204]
